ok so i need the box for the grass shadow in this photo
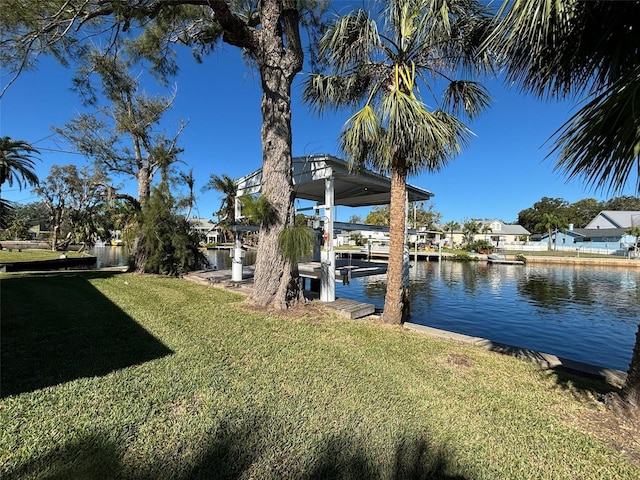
[1,271,173,398]
[306,434,467,480]
[6,425,467,480]
[188,419,467,480]
[546,368,622,401]
[3,433,123,480]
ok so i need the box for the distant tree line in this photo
[361,203,442,230]
[517,196,640,234]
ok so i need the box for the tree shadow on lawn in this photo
[546,367,622,400]
[1,271,173,398]
[5,419,468,480]
[188,418,467,479]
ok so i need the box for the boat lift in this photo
[234,154,434,302]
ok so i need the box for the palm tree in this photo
[535,212,566,251]
[481,223,493,242]
[443,220,460,247]
[203,173,237,244]
[462,219,481,245]
[0,136,40,198]
[486,1,640,194]
[486,0,640,410]
[304,0,493,324]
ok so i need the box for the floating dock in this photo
[486,258,525,266]
[298,258,387,283]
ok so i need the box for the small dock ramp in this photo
[323,297,376,319]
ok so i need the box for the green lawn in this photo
[0,249,89,262]
[1,271,638,479]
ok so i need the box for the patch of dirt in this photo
[239,298,330,321]
[445,353,474,369]
[576,401,640,468]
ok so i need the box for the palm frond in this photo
[407,109,471,174]
[550,68,640,195]
[447,6,496,75]
[486,0,640,99]
[0,136,40,189]
[302,71,375,114]
[340,104,382,167]
[484,0,578,97]
[442,80,491,119]
[318,9,381,72]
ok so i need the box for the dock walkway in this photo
[184,267,376,319]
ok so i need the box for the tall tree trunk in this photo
[51,225,59,251]
[622,323,640,408]
[132,168,151,272]
[132,229,147,273]
[383,165,408,324]
[250,0,304,309]
[137,168,151,211]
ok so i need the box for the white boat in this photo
[487,250,524,265]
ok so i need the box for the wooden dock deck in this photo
[185,267,377,319]
[323,298,376,319]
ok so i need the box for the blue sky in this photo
[1,43,637,225]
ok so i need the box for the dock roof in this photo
[235,154,434,206]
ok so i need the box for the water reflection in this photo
[90,245,129,268]
[337,261,639,371]
[90,246,257,270]
[203,249,257,270]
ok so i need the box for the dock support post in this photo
[320,173,335,302]
[231,197,244,281]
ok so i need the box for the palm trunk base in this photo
[402,285,411,321]
[602,323,640,418]
[603,391,639,419]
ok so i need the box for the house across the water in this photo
[535,210,640,255]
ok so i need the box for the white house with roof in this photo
[443,220,530,249]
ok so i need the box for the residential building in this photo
[188,217,219,245]
[585,210,640,229]
[443,220,530,249]
[535,211,640,255]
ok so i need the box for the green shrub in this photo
[466,239,493,253]
[452,251,472,261]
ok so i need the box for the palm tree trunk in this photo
[383,165,408,324]
[622,323,640,408]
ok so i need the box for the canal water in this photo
[91,246,638,371]
[337,261,639,371]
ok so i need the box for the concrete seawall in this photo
[523,256,640,268]
[404,322,628,387]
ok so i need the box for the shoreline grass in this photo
[0,249,90,262]
[1,271,638,479]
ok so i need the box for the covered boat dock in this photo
[235,154,434,302]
